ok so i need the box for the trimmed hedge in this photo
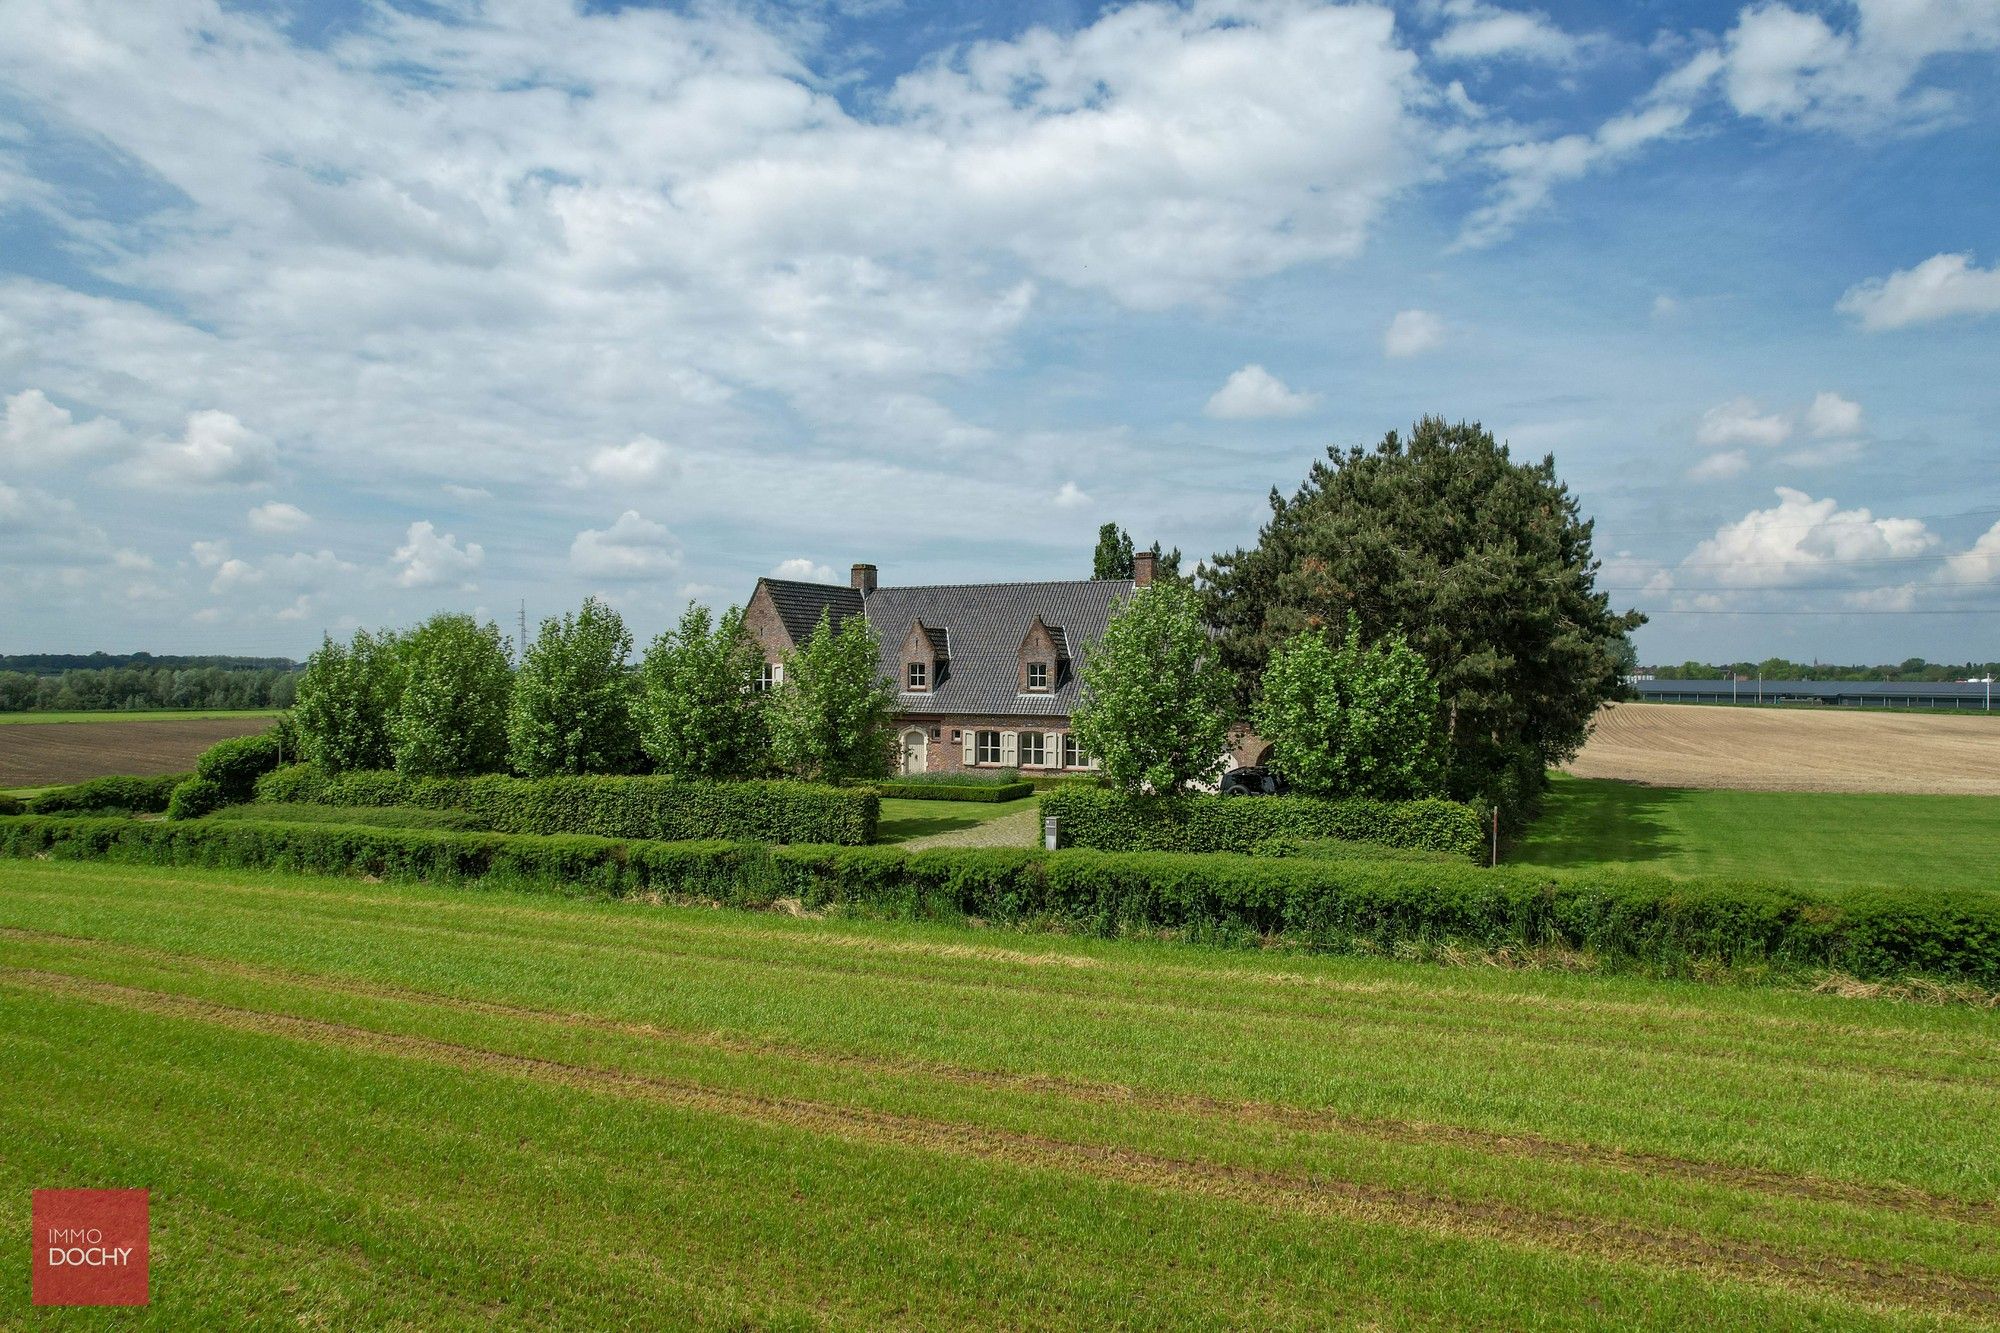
[26,773,187,816]
[3,812,1996,985]
[874,781,1033,803]
[255,765,877,845]
[194,731,285,803]
[1040,788,1485,862]
[166,776,230,820]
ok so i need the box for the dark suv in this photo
[1219,765,1285,797]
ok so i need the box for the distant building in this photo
[745,552,1178,776]
[1631,678,1994,710]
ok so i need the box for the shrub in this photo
[874,781,1033,803]
[888,769,1021,787]
[1040,787,1485,861]
[26,773,187,815]
[3,813,1994,985]
[255,765,877,845]
[0,793,22,816]
[166,775,230,820]
[194,731,287,804]
[207,802,486,831]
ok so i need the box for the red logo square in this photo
[32,1189,149,1306]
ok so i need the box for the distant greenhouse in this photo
[1630,678,1994,710]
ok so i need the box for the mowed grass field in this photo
[1513,776,2000,893]
[0,714,276,788]
[5,860,2000,1328]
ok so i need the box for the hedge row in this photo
[24,773,187,816]
[170,730,288,820]
[874,781,1033,803]
[255,765,877,846]
[1040,788,1486,861]
[4,813,1995,985]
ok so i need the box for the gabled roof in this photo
[868,579,1130,717]
[757,577,865,646]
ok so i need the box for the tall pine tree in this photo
[1205,417,1642,815]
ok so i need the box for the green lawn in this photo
[2,858,1998,1328]
[876,795,1034,844]
[1514,775,2000,892]
[0,708,282,725]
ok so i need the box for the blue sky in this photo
[2,0,1997,665]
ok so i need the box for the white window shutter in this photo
[962,731,976,766]
[1043,732,1059,768]
[1000,731,1018,765]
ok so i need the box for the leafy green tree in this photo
[634,602,768,779]
[1072,579,1234,795]
[292,629,405,773]
[508,597,640,776]
[1091,522,1135,580]
[1254,617,1445,798]
[1206,417,1643,810]
[766,609,895,783]
[390,613,513,777]
[1093,523,1182,582]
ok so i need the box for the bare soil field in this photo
[0,717,272,788]
[1565,701,2000,794]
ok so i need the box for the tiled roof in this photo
[759,578,865,645]
[866,579,1131,718]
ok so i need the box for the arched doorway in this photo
[900,728,928,775]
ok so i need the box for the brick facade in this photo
[890,713,1082,776]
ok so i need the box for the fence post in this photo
[1490,806,1499,868]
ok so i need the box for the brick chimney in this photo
[1132,550,1156,588]
[850,563,878,594]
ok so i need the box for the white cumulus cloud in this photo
[570,510,681,579]
[1945,520,2000,588]
[770,558,839,584]
[1427,0,1580,65]
[1684,487,1936,590]
[574,436,679,487]
[1687,450,1750,482]
[128,410,274,488]
[1805,390,1865,439]
[1838,253,2000,330]
[1,388,123,466]
[1696,397,1792,448]
[1383,309,1447,358]
[247,501,311,535]
[1052,481,1091,509]
[1203,365,1321,420]
[393,520,484,589]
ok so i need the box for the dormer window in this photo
[1026,662,1049,691]
[906,661,928,691]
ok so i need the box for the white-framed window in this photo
[975,730,1002,764]
[758,661,782,692]
[1019,731,1046,766]
[906,661,928,691]
[1062,733,1084,769]
[1026,661,1049,691]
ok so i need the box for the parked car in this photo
[1219,765,1285,797]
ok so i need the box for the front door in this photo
[900,729,927,775]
